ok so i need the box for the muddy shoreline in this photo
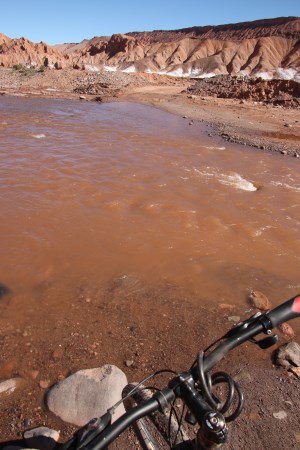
[0,68,299,158]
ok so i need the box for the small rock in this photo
[276,341,300,368]
[0,378,23,395]
[277,323,296,340]
[52,348,64,360]
[39,380,50,389]
[248,290,272,311]
[23,418,31,427]
[54,61,62,70]
[46,365,127,426]
[290,367,300,379]
[272,410,287,420]
[182,115,188,119]
[0,282,11,298]
[79,95,86,100]
[24,426,59,450]
[228,316,240,323]
[284,123,292,128]
[281,150,287,155]
[125,360,134,367]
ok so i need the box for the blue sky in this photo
[0,0,299,45]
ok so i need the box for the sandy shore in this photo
[0,68,299,157]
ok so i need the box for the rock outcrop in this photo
[0,33,67,69]
[0,17,299,79]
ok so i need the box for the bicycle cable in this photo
[107,369,178,416]
[196,351,244,422]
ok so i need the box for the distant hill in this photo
[1,17,299,80]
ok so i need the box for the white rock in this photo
[46,365,127,426]
[273,410,287,420]
[0,378,23,395]
[24,427,59,450]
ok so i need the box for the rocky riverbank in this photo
[0,67,299,157]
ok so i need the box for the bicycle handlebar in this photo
[63,293,300,450]
[201,293,300,372]
[267,293,300,327]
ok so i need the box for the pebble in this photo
[277,322,295,340]
[46,365,127,426]
[228,316,240,323]
[0,378,23,395]
[0,282,11,298]
[125,359,134,367]
[52,348,64,360]
[272,410,287,420]
[248,290,272,311]
[276,341,300,368]
[24,426,60,450]
[290,367,300,379]
[39,380,50,389]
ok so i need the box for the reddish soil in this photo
[0,281,299,449]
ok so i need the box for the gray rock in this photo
[46,365,127,426]
[0,282,10,298]
[24,427,59,450]
[276,342,300,368]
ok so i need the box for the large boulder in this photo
[46,365,127,426]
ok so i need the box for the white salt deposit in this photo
[85,65,100,72]
[104,66,117,72]
[122,65,136,73]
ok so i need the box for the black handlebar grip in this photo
[267,294,300,328]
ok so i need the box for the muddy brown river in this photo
[0,97,299,319]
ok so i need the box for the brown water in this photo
[0,96,299,311]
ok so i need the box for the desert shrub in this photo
[13,63,24,71]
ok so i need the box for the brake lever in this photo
[70,413,112,450]
[223,312,263,338]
